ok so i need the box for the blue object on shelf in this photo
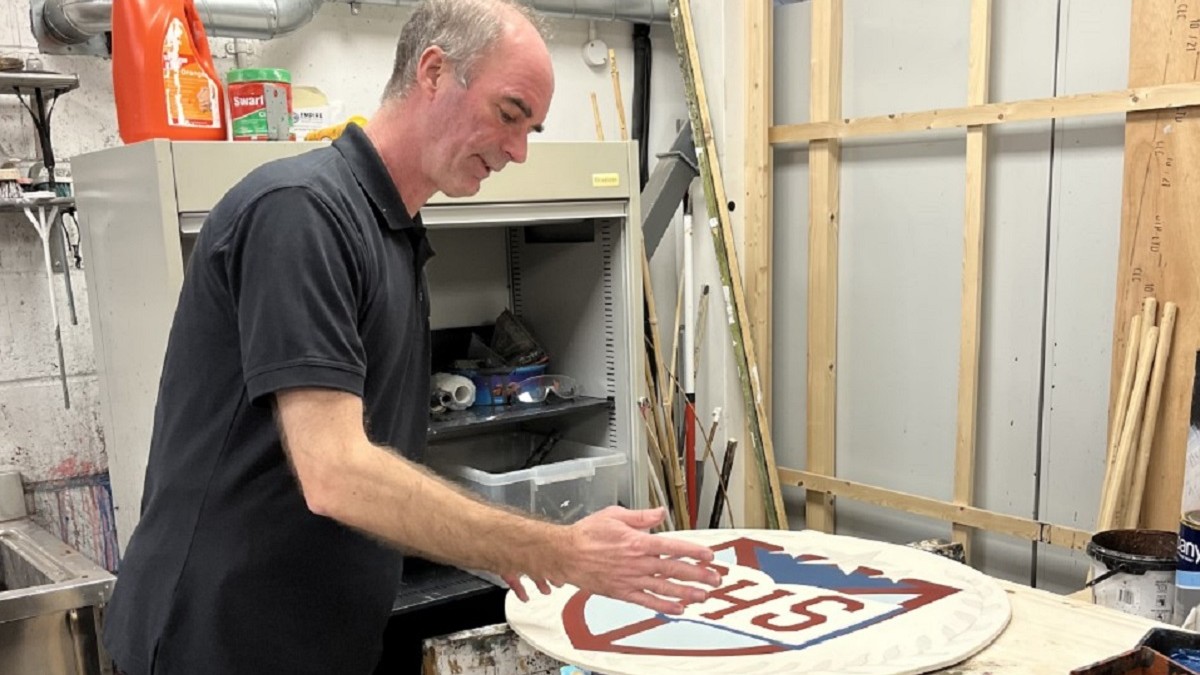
[454,364,547,407]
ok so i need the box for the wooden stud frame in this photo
[953,0,992,561]
[804,0,843,536]
[743,0,774,530]
[740,1,1199,547]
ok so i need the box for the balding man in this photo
[101,2,720,673]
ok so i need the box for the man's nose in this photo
[502,130,529,164]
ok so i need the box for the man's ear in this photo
[414,46,448,98]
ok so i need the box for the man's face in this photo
[423,26,554,198]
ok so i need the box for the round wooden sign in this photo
[506,529,1010,674]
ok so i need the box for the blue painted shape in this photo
[585,594,658,635]
[757,550,900,590]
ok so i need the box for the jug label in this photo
[162,18,220,128]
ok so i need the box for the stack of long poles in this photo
[602,46,740,531]
[1097,297,1177,531]
[668,0,789,529]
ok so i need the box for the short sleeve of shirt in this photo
[222,186,368,405]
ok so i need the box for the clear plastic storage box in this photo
[428,432,626,523]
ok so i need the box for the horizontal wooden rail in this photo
[778,467,1093,550]
[770,82,1200,144]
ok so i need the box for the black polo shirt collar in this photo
[333,122,422,232]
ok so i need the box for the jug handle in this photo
[183,0,215,65]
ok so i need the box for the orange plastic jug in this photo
[112,0,227,143]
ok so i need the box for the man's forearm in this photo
[276,388,721,617]
[319,439,568,578]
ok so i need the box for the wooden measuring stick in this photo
[1127,302,1177,527]
[1100,325,1159,530]
[609,49,629,142]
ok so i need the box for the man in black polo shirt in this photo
[101,1,721,673]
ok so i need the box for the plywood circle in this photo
[506,529,1011,675]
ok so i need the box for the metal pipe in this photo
[192,0,324,40]
[40,0,666,45]
[41,0,112,44]
[515,0,668,23]
[338,0,669,23]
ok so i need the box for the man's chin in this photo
[439,179,484,198]
[436,170,487,196]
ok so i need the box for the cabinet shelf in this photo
[0,197,73,213]
[392,559,497,615]
[428,396,611,438]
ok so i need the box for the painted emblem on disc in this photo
[506,529,1010,675]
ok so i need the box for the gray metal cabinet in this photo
[73,139,647,556]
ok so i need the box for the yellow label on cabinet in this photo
[592,173,620,188]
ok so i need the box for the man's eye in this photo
[500,109,517,123]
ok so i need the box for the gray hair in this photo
[383,0,548,101]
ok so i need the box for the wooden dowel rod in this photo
[1127,302,1177,527]
[1100,325,1159,530]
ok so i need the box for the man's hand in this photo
[502,573,557,602]
[510,506,723,615]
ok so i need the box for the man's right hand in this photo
[522,506,724,615]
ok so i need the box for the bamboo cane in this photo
[644,356,689,528]
[693,284,710,383]
[639,394,678,520]
[641,251,674,421]
[643,426,676,531]
[666,277,686,411]
[662,365,735,528]
[652,393,688,527]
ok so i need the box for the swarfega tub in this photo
[227,68,293,141]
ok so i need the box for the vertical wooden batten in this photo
[953,0,993,562]
[743,0,774,529]
[805,0,843,534]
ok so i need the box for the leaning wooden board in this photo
[1109,0,1200,530]
[425,580,1159,674]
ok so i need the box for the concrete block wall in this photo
[1,0,118,567]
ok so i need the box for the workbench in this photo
[953,580,1163,673]
[422,579,1168,675]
